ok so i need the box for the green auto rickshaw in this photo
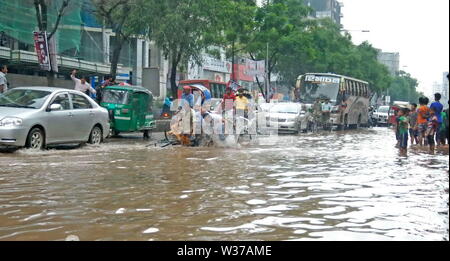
[100,85,156,139]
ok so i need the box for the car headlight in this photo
[287,118,297,122]
[0,117,23,127]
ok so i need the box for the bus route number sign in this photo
[305,75,340,84]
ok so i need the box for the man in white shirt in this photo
[321,98,333,127]
[0,64,8,94]
[71,70,96,95]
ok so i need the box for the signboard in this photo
[385,96,391,104]
[245,59,265,77]
[203,56,232,74]
[305,75,340,84]
[33,31,51,71]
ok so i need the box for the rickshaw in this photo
[100,85,155,139]
[165,85,255,147]
[166,85,216,146]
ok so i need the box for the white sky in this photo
[341,0,449,95]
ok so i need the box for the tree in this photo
[92,0,146,79]
[246,0,311,100]
[33,0,72,86]
[388,71,421,103]
[275,18,393,96]
[218,0,257,81]
[143,0,227,98]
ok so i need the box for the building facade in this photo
[377,52,400,76]
[0,0,170,98]
[305,0,343,26]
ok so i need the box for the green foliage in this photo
[275,18,393,94]
[388,71,422,103]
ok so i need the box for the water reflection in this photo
[0,128,448,241]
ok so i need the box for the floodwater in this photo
[0,128,448,241]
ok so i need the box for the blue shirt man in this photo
[430,93,444,123]
[180,87,194,109]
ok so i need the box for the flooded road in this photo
[0,128,448,241]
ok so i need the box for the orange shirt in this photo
[417,105,430,124]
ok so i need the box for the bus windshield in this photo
[300,80,340,104]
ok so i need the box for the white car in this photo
[265,103,308,134]
[373,106,390,126]
[0,87,110,150]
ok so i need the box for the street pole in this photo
[265,42,269,103]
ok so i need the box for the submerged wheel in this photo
[26,127,45,150]
[89,126,103,145]
[143,130,151,140]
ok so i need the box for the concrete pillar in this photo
[134,38,144,86]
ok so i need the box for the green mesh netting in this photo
[0,0,82,53]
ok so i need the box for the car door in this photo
[45,92,75,144]
[69,93,95,141]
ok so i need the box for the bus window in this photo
[356,83,361,97]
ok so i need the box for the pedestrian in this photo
[313,98,323,126]
[321,98,332,129]
[439,106,448,146]
[394,109,401,147]
[397,108,410,155]
[0,64,8,94]
[96,75,115,104]
[445,101,450,145]
[430,93,444,146]
[425,107,439,152]
[417,97,431,146]
[222,87,236,113]
[235,90,249,118]
[71,70,96,96]
[180,86,194,110]
[409,103,419,145]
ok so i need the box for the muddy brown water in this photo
[0,128,448,241]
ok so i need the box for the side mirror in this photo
[48,104,62,111]
[300,111,306,115]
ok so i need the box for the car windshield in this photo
[0,89,52,109]
[102,89,129,104]
[299,76,340,104]
[271,104,300,114]
[378,106,390,113]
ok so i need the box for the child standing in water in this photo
[397,108,410,155]
[426,107,439,152]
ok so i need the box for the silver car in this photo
[0,87,110,150]
[265,103,308,134]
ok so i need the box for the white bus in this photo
[296,73,371,129]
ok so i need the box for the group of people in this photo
[396,93,449,154]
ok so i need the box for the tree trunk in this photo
[46,71,55,87]
[110,38,124,80]
[170,60,179,99]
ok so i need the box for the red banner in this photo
[33,31,51,71]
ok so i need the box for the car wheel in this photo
[89,126,103,145]
[26,128,45,150]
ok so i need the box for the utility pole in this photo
[265,42,269,103]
